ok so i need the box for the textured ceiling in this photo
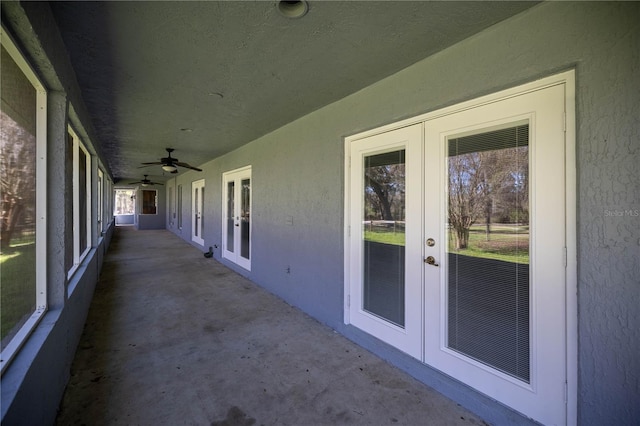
[48,1,538,183]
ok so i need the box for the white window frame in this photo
[68,127,91,278]
[0,26,48,375]
[109,180,113,226]
[104,178,112,230]
[97,168,104,235]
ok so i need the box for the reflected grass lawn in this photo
[461,225,529,264]
[1,242,36,341]
[365,229,405,246]
[364,224,529,264]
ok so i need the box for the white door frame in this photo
[347,124,423,359]
[191,179,205,245]
[222,166,252,270]
[344,70,576,425]
[424,85,566,425]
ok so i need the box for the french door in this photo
[347,80,571,425]
[347,124,423,358]
[191,179,205,245]
[222,166,251,270]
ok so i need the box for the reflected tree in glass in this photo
[0,46,37,347]
[362,150,406,327]
[447,125,531,382]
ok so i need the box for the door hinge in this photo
[563,112,567,132]
[347,295,351,307]
[563,247,567,268]
[564,381,568,404]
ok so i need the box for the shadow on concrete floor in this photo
[56,227,486,426]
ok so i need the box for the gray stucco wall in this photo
[169,2,639,424]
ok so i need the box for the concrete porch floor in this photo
[55,227,487,425]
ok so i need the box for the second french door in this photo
[222,166,251,270]
[191,179,205,245]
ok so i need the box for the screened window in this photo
[97,169,103,234]
[104,178,113,230]
[114,189,135,215]
[0,34,47,373]
[68,128,91,275]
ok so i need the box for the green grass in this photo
[450,224,529,264]
[1,242,37,342]
[365,229,405,246]
[364,223,529,264]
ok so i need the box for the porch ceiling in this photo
[48,1,538,183]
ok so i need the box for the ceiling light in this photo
[162,165,177,173]
[277,1,308,19]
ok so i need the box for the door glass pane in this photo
[240,178,250,260]
[168,187,173,226]
[177,185,183,229]
[194,188,199,237]
[447,124,530,382]
[226,181,235,253]
[201,187,204,233]
[363,150,405,327]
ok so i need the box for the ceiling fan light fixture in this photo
[162,164,177,173]
[277,1,308,19]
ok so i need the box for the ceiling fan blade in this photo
[175,162,203,172]
[140,161,163,166]
[128,181,142,184]
[149,182,164,186]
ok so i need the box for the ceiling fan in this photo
[140,148,203,173]
[128,174,164,186]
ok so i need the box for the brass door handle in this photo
[424,256,439,266]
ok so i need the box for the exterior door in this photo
[423,84,566,425]
[191,179,205,245]
[346,79,571,425]
[347,124,423,359]
[222,166,251,270]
